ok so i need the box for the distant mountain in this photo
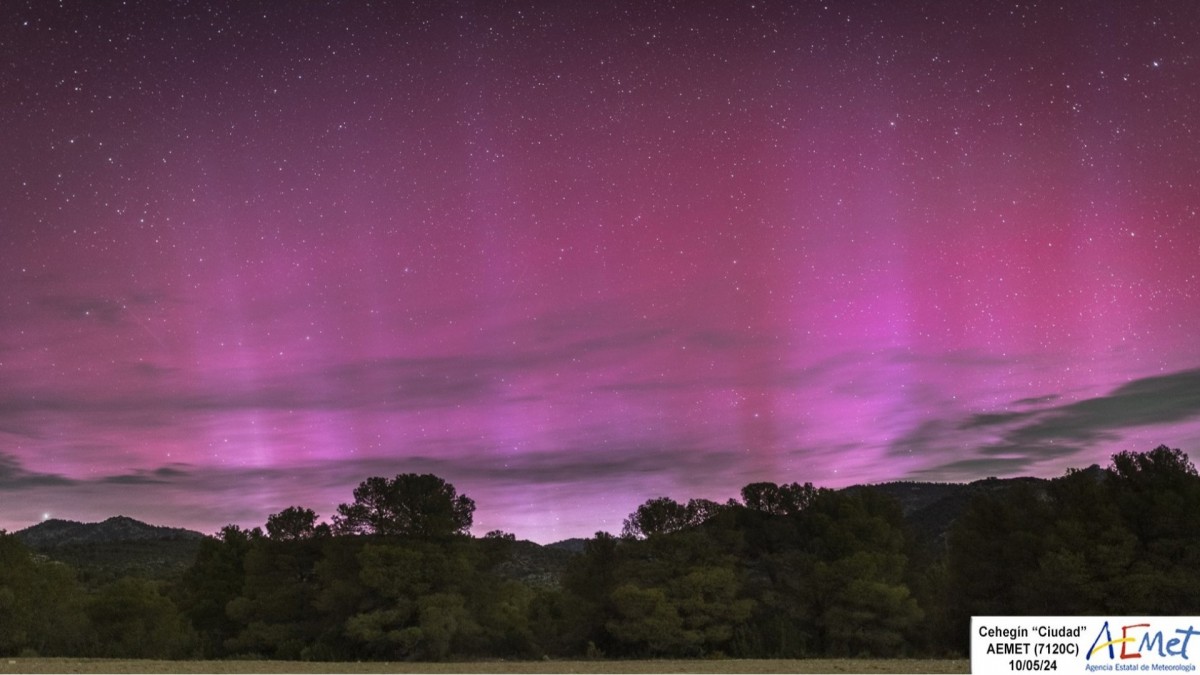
[843,475,1057,546]
[15,516,207,584]
[545,537,589,553]
[16,515,206,548]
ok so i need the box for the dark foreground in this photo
[0,658,969,674]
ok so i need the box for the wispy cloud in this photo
[912,368,1200,479]
[100,465,193,485]
[36,295,129,325]
[0,453,75,489]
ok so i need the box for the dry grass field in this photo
[0,657,969,674]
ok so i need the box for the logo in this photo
[1087,620,1200,661]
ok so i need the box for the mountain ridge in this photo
[14,514,207,549]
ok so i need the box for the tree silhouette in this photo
[333,474,475,538]
[621,497,728,539]
[266,506,327,541]
[740,481,819,515]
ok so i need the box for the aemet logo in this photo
[1087,620,1200,661]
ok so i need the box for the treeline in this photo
[1,445,1199,660]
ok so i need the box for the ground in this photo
[0,658,969,674]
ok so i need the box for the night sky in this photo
[3,1,1199,543]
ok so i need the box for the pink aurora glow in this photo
[2,1,1199,541]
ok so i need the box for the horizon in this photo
[0,454,1158,545]
[3,1,1200,545]
[0,469,1039,543]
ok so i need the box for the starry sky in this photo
[2,0,1199,543]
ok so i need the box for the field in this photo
[0,658,969,673]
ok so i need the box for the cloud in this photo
[0,354,503,419]
[0,453,75,489]
[37,295,128,324]
[266,442,745,493]
[915,453,1069,477]
[23,435,742,498]
[128,362,179,378]
[1012,394,1061,406]
[683,329,777,351]
[100,464,194,485]
[0,420,43,439]
[0,294,855,441]
[26,289,172,326]
[1001,368,1200,444]
[959,410,1038,429]
[889,349,1022,369]
[913,367,1200,479]
[0,298,700,422]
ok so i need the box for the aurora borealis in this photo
[2,0,1199,542]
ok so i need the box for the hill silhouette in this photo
[843,474,1064,546]
[16,515,205,547]
[14,515,206,584]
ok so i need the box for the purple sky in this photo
[3,1,1199,543]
